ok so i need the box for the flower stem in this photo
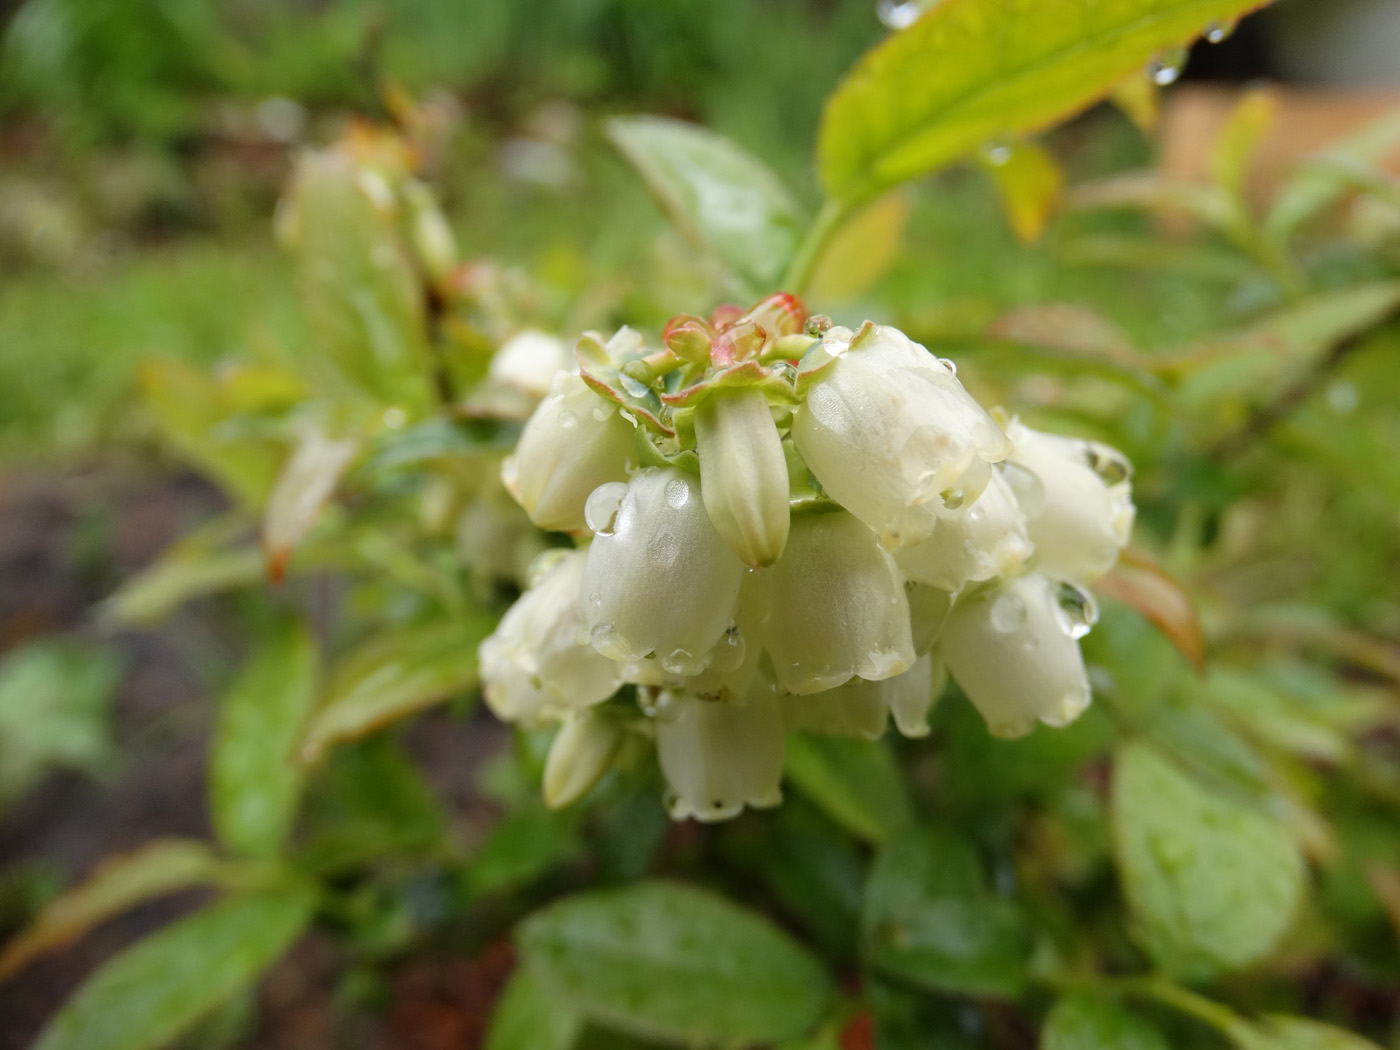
[783,198,849,296]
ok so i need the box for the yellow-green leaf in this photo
[806,190,912,305]
[299,615,493,763]
[976,139,1065,242]
[32,886,315,1050]
[0,840,227,982]
[819,0,1277,205]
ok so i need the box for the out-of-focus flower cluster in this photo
[480,294,1135,822]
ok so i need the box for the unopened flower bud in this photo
[695,387,790,567]
[543,709,623,809]
[581,468,744,675]
[941,573,1092,738]
[896,471,1033,592]
[754,510,915,695]
[656,692,784,822]
[792,325,1011,549]
[478,550,623,725]
[1003,421,1134,584]
[488,330,575,399]
[502,372,636,533]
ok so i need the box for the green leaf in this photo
[605,116,805,293]
[464,808,583,898]
[1111,742,1305,981]
[32,885,315,1050]
[0,840,227,981]
[211,621,320,858]
[281,149,435,412]
[818,0,1276,205]
[101,514,263,628]
[516,880,835,1046]
[0,640,122,807]
[784,734,914,844]
[976,139,1064,243]
[299,615,493,763]
[1267,104,1400,239]
[862,828,1028,997]
[297,735,446,874]
[1041,996,1171,1050]
[1234,1015,1385,1050]
[485,968,584,1050]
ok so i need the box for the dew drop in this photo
[1326,379,1359,415]
[585,482,629,535]
[1148,47,1188,86]
[980,141,1012,166]
[937,357,958,374]
[711,626,746,672]
[557,409,578,429]
[941,487,965,510]
[382,407,407,429]
[662,648,704,675]
[1001,462,1046,516]
[589,622,621,657]
[619,373,651,398]
[1053,582,1099,640]
[1083,443,1131,485]
[648,528,679,567]
[1204,19,1236,44]
[664,477,691,508]
[876,0,923,30]
[989,591,1028,633]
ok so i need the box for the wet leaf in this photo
[211,621,319,858]
[517,881,834,1045]
[1112,742,1305,980]
[862,828,1028,997]
[299,615,493,763]
[976,139,1064,242]
[0,840,227,981]
[1234,1015,1384,1050]
[606,116,805,293]
[1042,996,1171,1050]
[785,734,914,844]
[485,967,584,1050]
[818,0,1276,204]
[32,886,315,1050]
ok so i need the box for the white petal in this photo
[581,468,745,674]
[754,510,915,695]
[941,573,1092,738]
[655,691,785,822]
[488,330,575,398]
[505,372,636,533]
[896,471,1033,592]
[781,652,939,740]
[1004,421,1134,584]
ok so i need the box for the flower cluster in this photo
[480,295,1134,822]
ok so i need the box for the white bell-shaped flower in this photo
[896,471,1034,592]
[478,549,623,726]
[907,583,954,656]
[502,371,636,533]
[754,510,915,695]
[792,325,1011,550]
[488,329,575,398]
[581,467,745,675]
[543,708,623,810]
[694,387,790,568]
[941,573,1093,739]
[1003,421,1134,584]
[654,690,785,822]
[781,651,939,740]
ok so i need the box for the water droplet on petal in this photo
[664,477,691,508]
[941,487,965,510]
[662,648,705,675]
[585,482,629,535]
[589,622,621,657]
[1083,444,1131,485]
[557,410,578,430]
[989,591,1028,633]
[711,626,746,672]
[937,357,958,374]
[1053,581,1099,639]
[619,373,651,398]
[648,528,679,567]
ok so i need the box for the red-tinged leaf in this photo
[1096,547,1205,670]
